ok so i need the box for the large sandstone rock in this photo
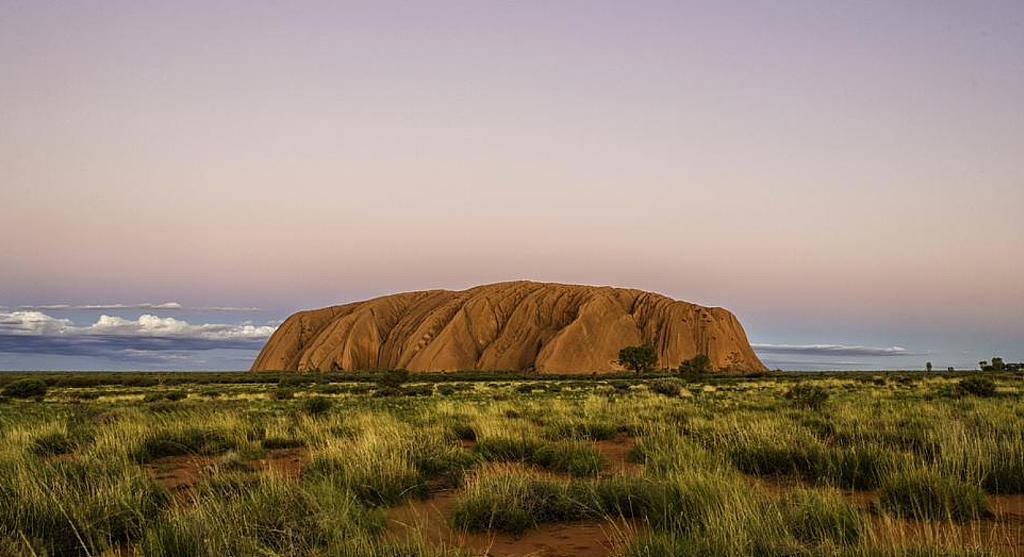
[251,281,766,373]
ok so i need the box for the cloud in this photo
[752,343,923,357]
[83,314,276,339]
[0,311,74,335]
[0,311,277,360]
[19,302,185,311]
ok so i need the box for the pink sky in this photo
[1,1,1022,370]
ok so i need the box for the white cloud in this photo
[0,311,276,340]
[0,311,74,335]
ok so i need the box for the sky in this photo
[1,1,1022,371]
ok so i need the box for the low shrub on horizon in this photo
[1,378,48,400]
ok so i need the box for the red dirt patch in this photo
[144,455,218,501]
[143,448,310,502]
[251,447,310,479]
[594,435,639,476]
[388,489,642,557]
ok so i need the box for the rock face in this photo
[251,281,767,374]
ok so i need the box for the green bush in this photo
[301,396,333,416]
[271,387,295,400]
[650,380,682,397]
[957,377,997,397]
[144,390,187,402]
[784,384,829,409]
[261,437,306,450]
[2,378,48,399]
[983,458,1024,494]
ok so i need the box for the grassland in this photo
[0,370,1021,556]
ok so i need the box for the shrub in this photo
[402,384,434,397]
[957,377,996,397]
[377,369,410,388]
[451,421,477,442]
[301,396,333,416]
[650,380,682,397]
[678,354,711,374]
[271,387,295,400]
[144,390,187,402]
[2,378,48,399]
[784,383,829,410]
[983,458,1024,494]
[878,469,992,521]
[261,437,306,450]
[372,386,403,397]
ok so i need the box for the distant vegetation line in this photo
[0,368,1021,389]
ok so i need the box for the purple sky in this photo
[1,1,1022,370]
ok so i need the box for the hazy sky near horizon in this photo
[1,1,1022,370]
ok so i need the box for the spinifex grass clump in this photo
[0,455,170,556]
[307,415,479,506]
[782,488,864,545]
[878,469,992,521]
[142,475,388,557]
[474,435,606,476]
[982,457,1024,494]
[28,430,78,457]
[134,427,237,462]
[451,471,581,535]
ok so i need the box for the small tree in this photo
[679,354,712,374]
[618,345,658,375]
[926,362,933,373]
[991,357,1005,371]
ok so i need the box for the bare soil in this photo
[144,447,310,503]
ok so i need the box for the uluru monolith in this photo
[251,281,767,373]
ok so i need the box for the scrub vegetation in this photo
[0,369,1021,556]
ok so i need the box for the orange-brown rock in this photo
[250,281,766,373]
